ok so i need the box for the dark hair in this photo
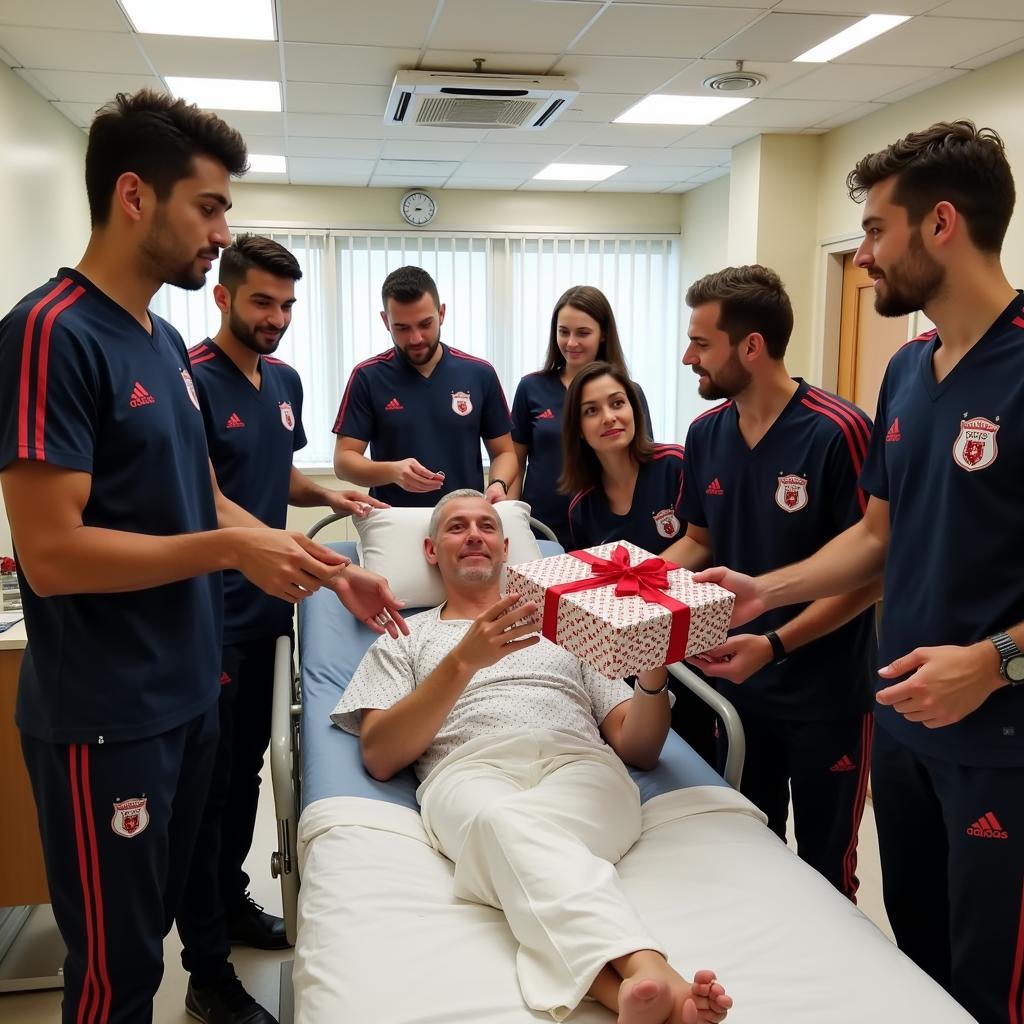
[543,285,630,374]
[559,362,655,495]
[381,265,440,310]
[685,265,793,360]
[219,234,302,293]
[846,120,1015,254]
[85,89,248,228]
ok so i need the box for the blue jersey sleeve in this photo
[334,365,375,442]
[289,371,307,453]
[0,301,96,474]
[567,490,589,549]
[510,377,533,446]
[480,366,513,441]
[859,368,890,501]
[825,419,870,531]
[678,424,707,528]
[635,382,654,441]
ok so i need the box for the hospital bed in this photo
[269,515,975,1024]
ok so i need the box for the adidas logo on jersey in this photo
[886,418,901,442]
[966,812,1008,839]
[537,408,555,420]
[705,478,724,496]
[226,412,245,429]
[130,382,156,408]
[385,397,404,412]
[829,755,856,772]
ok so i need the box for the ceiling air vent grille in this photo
[416,96,540,128]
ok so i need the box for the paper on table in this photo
[0,611,24,632]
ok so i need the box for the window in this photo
[152,229,680,467]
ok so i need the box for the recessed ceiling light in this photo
[120,0,276,40]
[615,95,751,126]
[248,154,287,174]
[534,163,627,182]
[165,77,282,112]
[794,14,910,63]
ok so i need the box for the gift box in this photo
[506,541,734,679]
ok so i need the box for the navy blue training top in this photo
[0,269,222,744]
[511,370,653,548]
[189,340,306,644]
[332,343,513,508]
[860,295,1024,767]
[681,379,875,721]
[567,444,686,555]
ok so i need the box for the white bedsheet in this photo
[294,788,974,1024]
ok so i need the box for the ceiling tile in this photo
[548,54,692,94]
[381,139,479,161]
[605,164,707,183]
[660,145,732,165]
[52,100,105,127]
[244,134,287,156]
[956,40,1024,70]
[137,36,280,79]
[589,180,677,192]
[465,141,575,162]
[660,182,700,193]
[419,51,561,76]
[811,101,886,130]
[716,97,864,129]
[429,0,601,53]
[19,69,163,103]
[573,5,762,59]
[689,166,731,183]
[518,178,594,191]
[287,137,383,160]
[660,58,815,96]
[835,17,1024,67]
[282,0,438,47]
[670,124,760,148]
[288,113,388,139]
[482,121,596,146]
[767,63,944,102]
[284,43,419,86]
[370,173,453,187]
[375,158,460,176]
[562,92,641,122]
[288,157,376,186]
[443,178,527,190]
[0,0,131,32]
[923,0,1024,15]
[773,0,937,12]
[562,145,719,167]
[207,110,285,136]
[286,82,390,116]
[244,171,289,184]
[708,13,860,62]
[0,27,151,73]
[576,123,692,147]
[873,67,967,103]
[449,161,547,179]
[382,124,491,142]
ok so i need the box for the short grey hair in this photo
[427,489,503,541]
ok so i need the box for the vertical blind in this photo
[152,229,680,467]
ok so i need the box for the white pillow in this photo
[354,499,543,608]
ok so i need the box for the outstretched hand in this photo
[326,490,390,519]
[689,633,772,684]
[236,528,349,603]
[692,566,765,628]
[331,565,409,638]
[451,594,540,674]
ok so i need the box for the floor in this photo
[2,770,894,1023]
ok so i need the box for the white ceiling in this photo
[2,0,1023,193]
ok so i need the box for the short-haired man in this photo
[660,265,878,900]
[698,123,1023,1023]
[179,235,404,1021]
[0,90,370,1022]
[332,490,732,1024]
[332,266,519,506]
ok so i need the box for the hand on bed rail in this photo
[330,564,410,638]
[235,529,350,604]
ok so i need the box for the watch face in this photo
[1006,655,1024,683]
[401,191,436,227]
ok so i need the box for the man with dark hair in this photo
[179,235,403,1021]
[661,264,880,900]
[698,124,1023,1023]
[0,90,391,1023]
[333,265,519,506]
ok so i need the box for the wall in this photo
[0,65,90,560]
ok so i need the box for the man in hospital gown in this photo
[332,489,732,1024]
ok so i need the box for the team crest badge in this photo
[111,797,150,839]
[180,369,200,411]
[775,474,808,513]
[451,390,473,416]
[953,417,998,471]
[653,508,681,539]
[279,402,295,431]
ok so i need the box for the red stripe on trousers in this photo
[79,747,111,1022]
[841,714,874,901]
[69,745,99,1024]
[34,286,86,461]
[1009,879,1024,1024]
[18,278,72,458]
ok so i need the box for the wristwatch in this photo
[490,478,509,494]
[988,632,1024,685]
[763,629,788,666]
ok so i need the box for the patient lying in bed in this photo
[331,490,731,1024]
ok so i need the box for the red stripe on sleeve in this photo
[807,387,871,456]
[690,400,732,425]
[333,352,392,433]
[800,397,867,514]
[33,286,86,462]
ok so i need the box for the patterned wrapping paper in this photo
[506,540,735,679]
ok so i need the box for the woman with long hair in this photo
[509,286,651,547]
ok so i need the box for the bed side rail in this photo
[666,663,745,789]
[269,635,300,946]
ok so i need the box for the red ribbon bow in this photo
[541,545,691,665]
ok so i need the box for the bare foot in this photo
[614,956,732,1024]
[617,976,673,1024]
[688,969,732,1023]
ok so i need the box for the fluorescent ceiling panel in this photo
[615,95,752,126]
[247,154,287,174]
[120,0,276,40]
[165,76,282,112]
[534,163,626,182]
[794,15,910,62]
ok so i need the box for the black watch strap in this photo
[764,629,788,665]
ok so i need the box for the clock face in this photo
[401,190,436,227]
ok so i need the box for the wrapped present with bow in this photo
[506,540,735,679]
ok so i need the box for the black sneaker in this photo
[226,891,290,951]
[185,967,278,1024]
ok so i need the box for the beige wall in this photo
[0,66,90,561]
